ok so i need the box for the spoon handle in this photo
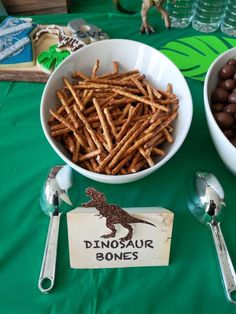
[209,222,236,305]
[38,213,61,293]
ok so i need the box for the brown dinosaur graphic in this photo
[82,187,155,241]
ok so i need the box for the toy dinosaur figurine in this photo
[82,187,155,241]
[113,0,172,33]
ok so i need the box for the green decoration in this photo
[160,36,236,81]
[37,44,70,74]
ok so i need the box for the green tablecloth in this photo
[1,1,236,313]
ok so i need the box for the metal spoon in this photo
[38,165,73,294]
[188,171,236,305]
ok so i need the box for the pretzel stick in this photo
[81,160,94,171]
[117,103,142,141]
[163,127,173,143]
[83,90,94,107]
[72,139,80,163]
[109,120,150,169]
[84,93,115,115]
[112,88,169,112]
[150,109,162,123]
[79,149,101,161]
[121,73,144,83]
[96,121,142,172]
[72,71,89,80]
[50,109,76,132]
[51,127,71,137]
[112,61,119,74]
[92,60,100,78]
[64,78,84,111]
[167,83,173,93]
[86,77,137,88]
[139,147,155,167]
[152,86,162,99]
[150,111,178,136]
[109,98,134,107]
[77,83,140,94]
[130,159,147,173]
[147,84,156,113]
[48,101,73,124]
[57,90,79,129]
[73,130,88,148]
[125,132,154,156]
[144,132,164,149]
[152,147,165,156]
[131,77,148,96]
[83,127,99,171]
[95,132,110,152]
[108,70,139,80]
[51,122,69,131]
[144,118,162,134]
[104,107,118,139]
[111,152,136,175]
[158,98,179,105]
[128,152,142,172]
[73,104,103,151]
[93,98,113,151]
[64,135,75,153]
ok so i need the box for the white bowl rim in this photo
[40,38,193,181]
[203,46,236,152]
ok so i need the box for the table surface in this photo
[1,1,236,313]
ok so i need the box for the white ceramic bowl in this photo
[204,47,236,176]
[41,39,193,184]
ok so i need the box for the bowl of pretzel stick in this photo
[41,39,193,184]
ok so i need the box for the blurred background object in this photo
[1,0,69,15]
[0,0,7,15]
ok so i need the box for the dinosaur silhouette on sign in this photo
[82,187,155,241]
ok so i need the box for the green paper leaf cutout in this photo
[160,36,236,81]
[37,44,70,73]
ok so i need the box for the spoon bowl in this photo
[188,172,225,225]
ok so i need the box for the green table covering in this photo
[1,1,236,313]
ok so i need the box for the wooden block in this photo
[0,68,49,82]
[0,25,68,83]
[67,207,174,269]
[2,0,69,15]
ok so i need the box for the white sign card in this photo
[67,207,174,269]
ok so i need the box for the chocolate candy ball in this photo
[218,79,235,90]
[228,91,236,103]
[227,59,236,66]
[211,103,224,112]
[211,88,229,103]
[223,129,234,138]
[223,103,236,114]
[230,137,236,147]
[219,64,235,79]
[214,112,234,128]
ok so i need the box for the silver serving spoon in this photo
[38,165,73,294]
[188,171,236,305]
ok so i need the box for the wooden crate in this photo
[2,0,69,15]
